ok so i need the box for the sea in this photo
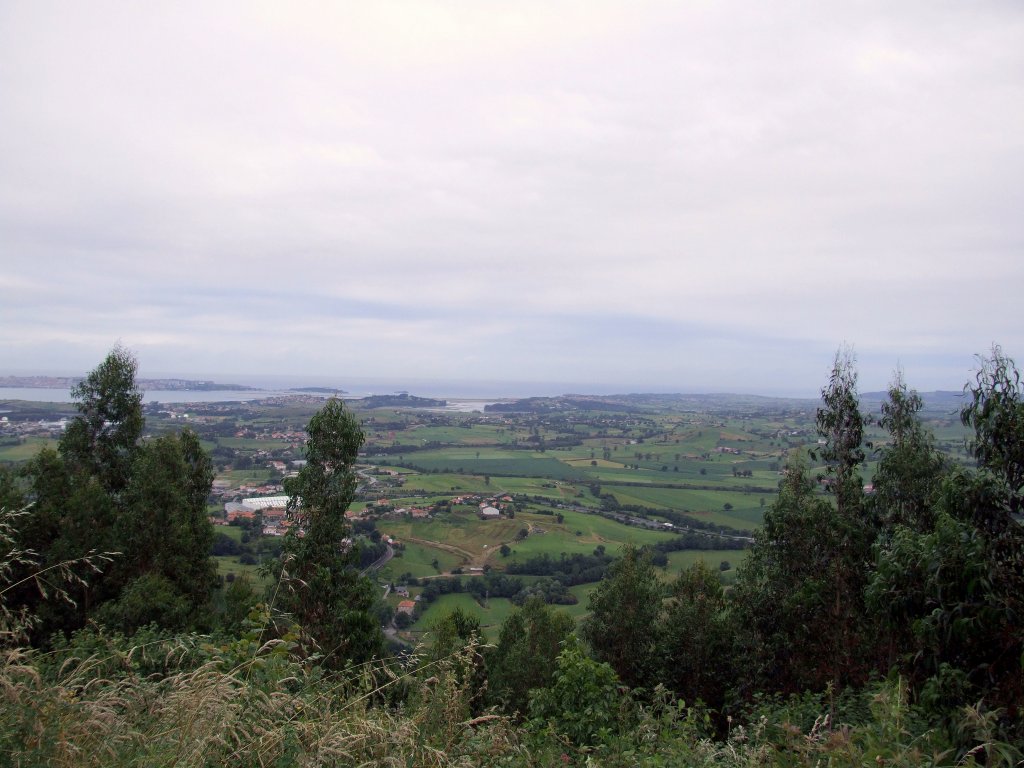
[0,374,590,408]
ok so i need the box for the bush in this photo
[528,636,622,747]
[93,573,191,634]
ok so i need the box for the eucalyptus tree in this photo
[865,348,1024,736]
[869,370,947,532]
[99,428,217,631]
[731,453,850,694]
[961,345,1024,523]
[59,344,144,496]
[487,597,574,717]
[580,544,662,690]
[659,560,734,712]
[279,398,384,668]
[15,348,217,637]
[813,346,866,521]
[733,350,875,696]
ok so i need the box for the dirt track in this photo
[404,536,476,565]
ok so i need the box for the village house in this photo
[261,508,287,535]
[225,505,257,524]
[263,518,293,536]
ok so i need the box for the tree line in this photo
[566,347,1024,751]
[421,346,1024,756]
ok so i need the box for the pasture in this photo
[378,540,465,579]
[662,549,749,578]
[395,451,586,481]
[377,506,680,572]
[0,436,58,462]
[214,555,273,587]
[392,472,494,495]
[215,468,275,488]
[215,437,291,451]
[406,592,521,643]
[401,545,750,646]
[603,485,766,530]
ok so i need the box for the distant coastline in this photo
[0,371,965,410]
[0,375,258,392]
[0,388,287,405]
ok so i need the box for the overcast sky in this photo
[2,2,1022,396]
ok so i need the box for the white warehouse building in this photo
[241,495,291,510]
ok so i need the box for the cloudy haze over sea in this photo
[2,2,1022,396]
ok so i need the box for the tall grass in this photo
[8,633,1014,768]
[1,629,525,767]
[0,505,519,766]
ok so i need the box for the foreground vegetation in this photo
[1,345,1023,765]
[2,627,1012,767]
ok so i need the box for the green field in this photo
[377,506,681,572]
[393,473,494,494]
[215,468,275,488]
[564,583,598,619]
[215,437,292,451]
[492,477,592,503]
[378,540,465,579]
[215,525,245,543]
[406,592,560,643]
[380,511,521,565]
[373,424,507,446]
[396,452,586,481]
[505,508,677,559]
[570,462,772,485]
[400,544,750,645]
[11,389,962,647]
[603,485,766,530]
[663,548,748,576]
[214,555,274,587]
[0,436,59,462]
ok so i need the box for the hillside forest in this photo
[1,345,1022,767]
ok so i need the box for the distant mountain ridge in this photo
[485,393,820,415]
[484,390,967,416]
[859,390,966,413]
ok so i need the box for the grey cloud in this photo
[1,1,1022,392]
